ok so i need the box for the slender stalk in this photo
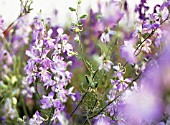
[123,13,170,68]
[83,73,142,122]
[47,107,54,125]
[34,82,41,99]
[3,13,23,37]
[69,87,89,119]
[21,95,29,118]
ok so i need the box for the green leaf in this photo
[80,14,87,19]
[69,7,76,12]
[97,14,103,20]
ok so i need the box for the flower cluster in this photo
[24,16,77,124]
[1,0,170,124]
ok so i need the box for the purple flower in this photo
[40,92,54,109]
[154,29,163,47]
[25,49,41,62]
[141,39,152,53]
[21,79,35,98]
[44,80,55,90]
[38,67,52,82]
[113,64,125,78]
[98,53,113,72]
[93,114,112,125]
[24,15,76,124]
[100,29,116,43]
[122,87,162,124]
[29,111,45,125]
[111,76,132,92]
[159,3,169,20]
[10,16,31,53]
[51,111,68,125]
[120,40,137,65]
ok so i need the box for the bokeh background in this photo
[0,0,163,26]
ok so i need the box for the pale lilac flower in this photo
[51,111,69,125]
[51,110,68,125]
[159,4,169,20]
[38,67,52,82]
[93,114,112,125]
[113,63,125,78]
[120,40,137,65]
[100,30,116,43]
[98,53,113,72]
[25,49,41,62]
[57,28,64,36]
[29,111,45,125]
[3,98,17,120]
[122,87,162,124]
[141,39,152,53]
[11,16,31,53]
[44,80,55,90]
[111,76,132,91]
[21,79,35,98]
[133,20,143,37]
[40,92,54,109]
[68,87,77,101]
[24,15,77,124]
[154,29,163,47]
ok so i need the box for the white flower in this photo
[100,30,116,43]
[98,53,113,72]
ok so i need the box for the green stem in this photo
[69,87,89,119]
[87,73,142,120]
[21,95,29,118]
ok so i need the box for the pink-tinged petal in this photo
[124,78,133,83]
[145,39,152,46]
[120,45,137,65]
[48,91,54,98]
[57,28,64,35]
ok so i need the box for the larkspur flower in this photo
[3,98,17,120]
[135,0,149,20]
[111,75,132,92]
[154,28,163,47]
[141,39,152,53]
[120,40,137,65]
[51,112,69,125]
[98,53,113,72]
[122,87,162,124]
[11,16,31,53]
[93,114,112,125]
[100,29,116,43]
[142,13,160,33]
[29,111,45,125]
[40,91,55,109]
[21,78,35,98]
[113,63,125,78]
[24,16,78,124]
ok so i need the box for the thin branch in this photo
[122,13,170,67]
[69,87,89,119]
[86,73,142,121]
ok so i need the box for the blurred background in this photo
[0,0,163,26]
